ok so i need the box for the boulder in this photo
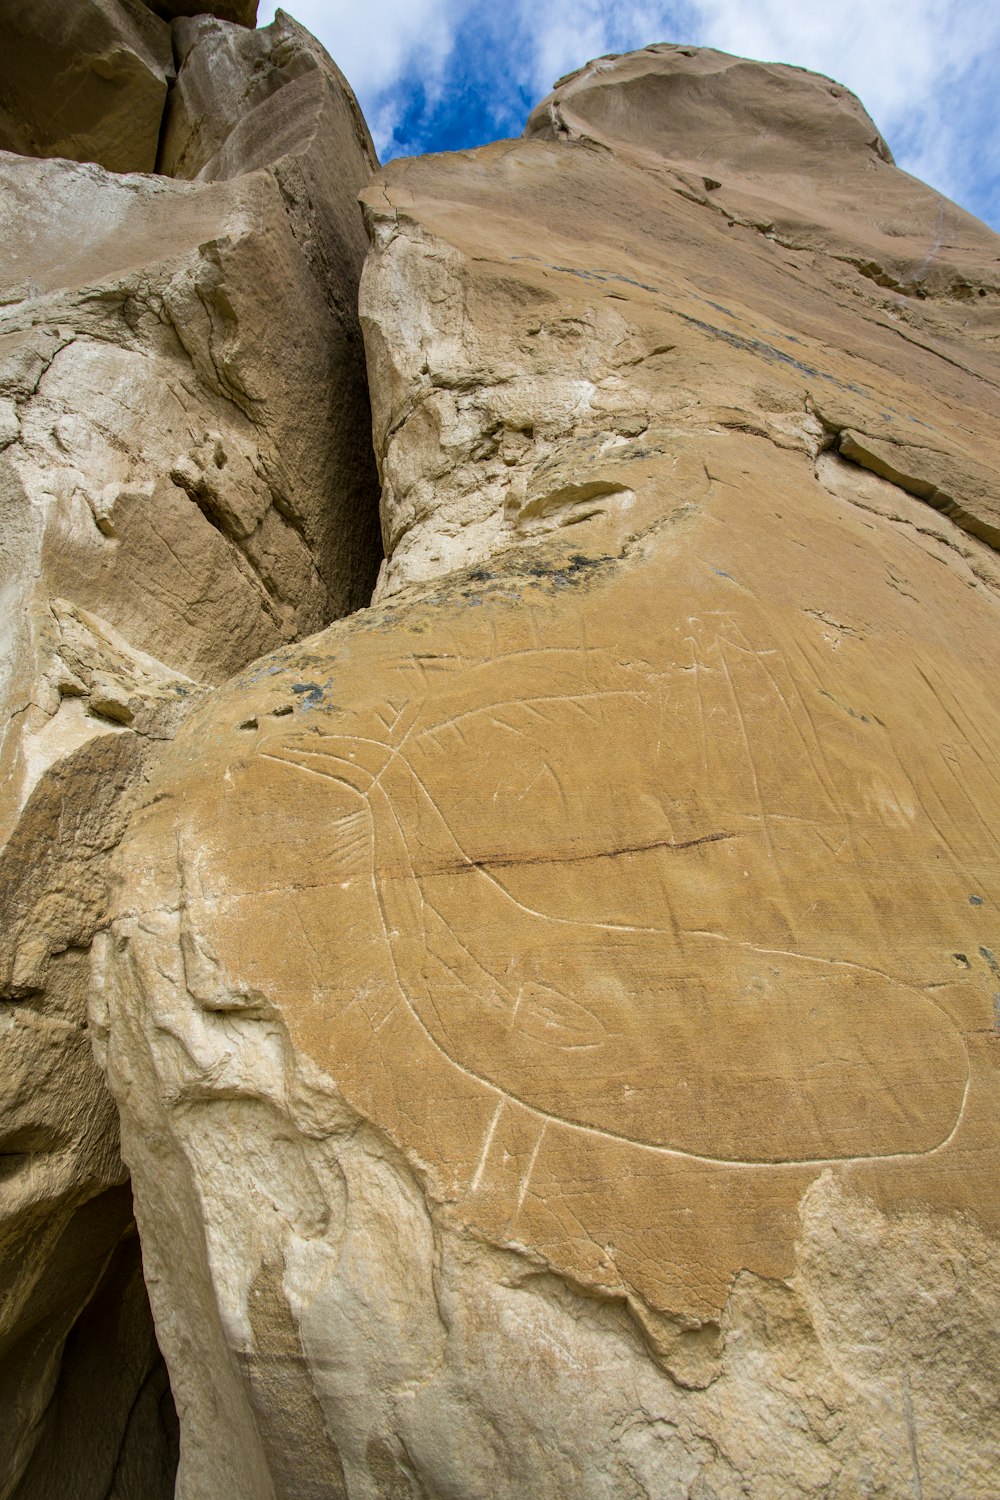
[0,0,173,173]
[0,10,379,1492]
[97,44,1000,1500]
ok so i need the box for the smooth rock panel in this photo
[364,45,1000,597]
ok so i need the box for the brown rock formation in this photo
[94,43,1000,1500]
[0,0,175,173]
[0,6,379,1494]
[144,0,258,25]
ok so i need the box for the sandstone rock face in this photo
[367,45,1000,595]
[0,5,379,839]
[97,44,1000,1500]
[0,0,174,173]
[161,10,377,285]
[0,8,379,1493]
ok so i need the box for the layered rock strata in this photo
[97,44,1000,1500]
[0,7,379,1494]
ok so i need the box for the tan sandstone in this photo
[0,8,379,1494]
[95,44,1000,1500]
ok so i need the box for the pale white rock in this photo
[0,2,379,908]
[0,9,379,1492]
[0,400,20,450]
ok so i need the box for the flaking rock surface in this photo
[0,8,379,1496]
[101,44,1000,1500]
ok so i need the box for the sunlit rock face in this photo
[0,6,379,1494]
[96,41,1000,1500]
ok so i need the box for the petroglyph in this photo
[260,636,970,1169]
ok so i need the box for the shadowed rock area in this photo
[92,40,1000,1500]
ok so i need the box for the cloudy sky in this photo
[259,0,1000,230]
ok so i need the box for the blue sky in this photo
[259,0,1000,231]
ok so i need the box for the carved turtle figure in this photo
[263,644,969,1167]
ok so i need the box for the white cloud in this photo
[257,0,1000,225]
[258,0,458,95]
[259,0,468,155]
[691,0,1000,214]
[518,2,688,96]
[697,0,998,109]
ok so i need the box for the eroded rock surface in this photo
[97,44,1000,1500]
[0,7,379,1494]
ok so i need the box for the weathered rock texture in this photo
[0,6,379,1494]
[96,44,1000,1500]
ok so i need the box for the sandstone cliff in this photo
[2,16,1000,1500]
[105,41,1000,1500]
[0,6,378,1494]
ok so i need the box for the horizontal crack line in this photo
[407,830,737,877]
